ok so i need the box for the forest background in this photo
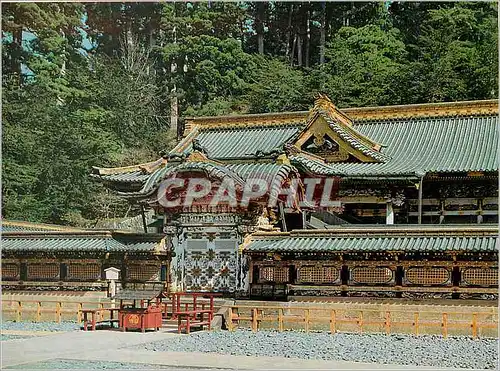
[2,2,498,226]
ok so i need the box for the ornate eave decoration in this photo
[293,94,388,164]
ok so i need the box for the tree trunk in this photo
[256,3,266,54]
[170,84,178,138]
[170,23,178,138]
[319,3,326,64]
[285,3,293,61]
[290,34,297,66]
[297,34,302,67]
[13,27,22,85]
[305,4,310,68]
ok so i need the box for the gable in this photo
[293,95,387,163]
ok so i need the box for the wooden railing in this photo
[1,299,114,323]
[227,305,498,339]
[1,296,220,325]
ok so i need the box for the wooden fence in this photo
[228,305,498,339]
[1,299,115,323]
[0,297,213,324]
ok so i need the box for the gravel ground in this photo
[0,321,80,332]
[6,360,224,370]
[137,330,498,369]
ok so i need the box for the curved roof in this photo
[193,124,303,160]
[292,115,498,176]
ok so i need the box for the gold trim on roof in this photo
[295,105,384,163]
[183,99,498,133]
[344,99,498,122]
[185,151,224,165]
[93,158,167,176]
[248,225,498,240]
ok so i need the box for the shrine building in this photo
[89,95,498,298]
[2,96,497,299]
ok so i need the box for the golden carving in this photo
[185,151,223,165]
[128,314,140,325]
[295,115,379,163]
[93,158,166,176]
[275,154,290,165]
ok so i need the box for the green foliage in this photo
[247,56,309,113]
[309,24,407,107]
[2,2,498,225]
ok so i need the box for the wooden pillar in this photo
[140,205,148,233]
[417,177,424,224]
[477,199,483,224]
[386,202,394,225]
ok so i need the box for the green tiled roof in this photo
[293,115,498,177]
[246,236,497,253]
[193,125,303,160]
[118,162,295,198]
[244,226,498,253]
[2,235,128,252]
[92,103,498,191]
[1,221,84,233]
[2,229,167,253]
[93,171,151,183]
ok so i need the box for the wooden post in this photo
[386,202,394,225]
[227,308,234,332]
[472,313,478,339]
[228,308,238,331]
[36,302,41,322]
[417,176,423,224]
[278,308,284,332]
[99,303,104,321]
[442,313,448,338]
[385,311,390,335]
[252,308,258,332]
[304,309,310,333]
[330,310,336,334]
[56,302,62,323]
[92,311,96,331]
[414,312,419,336]
[77,303,83,323]
[16,301,22,322]
[359,311,363,334]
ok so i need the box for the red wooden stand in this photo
[119,305,162,332]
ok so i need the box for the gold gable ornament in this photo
[294,94,386,163]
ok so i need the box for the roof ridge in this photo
[1,220,85,232]
[249,225,498,238]
[183,99,498,131]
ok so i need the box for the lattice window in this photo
[27,263,60,280]
[274,267,289,283]
[406,267,450,285]
[67,264,101,280]
[259,266,289,283]
[351,267,393,284]
[127,264,160,281]
[259,267,274,282]
[1,264,20,280]
[462,268,498,286]
[298,266,339,283]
